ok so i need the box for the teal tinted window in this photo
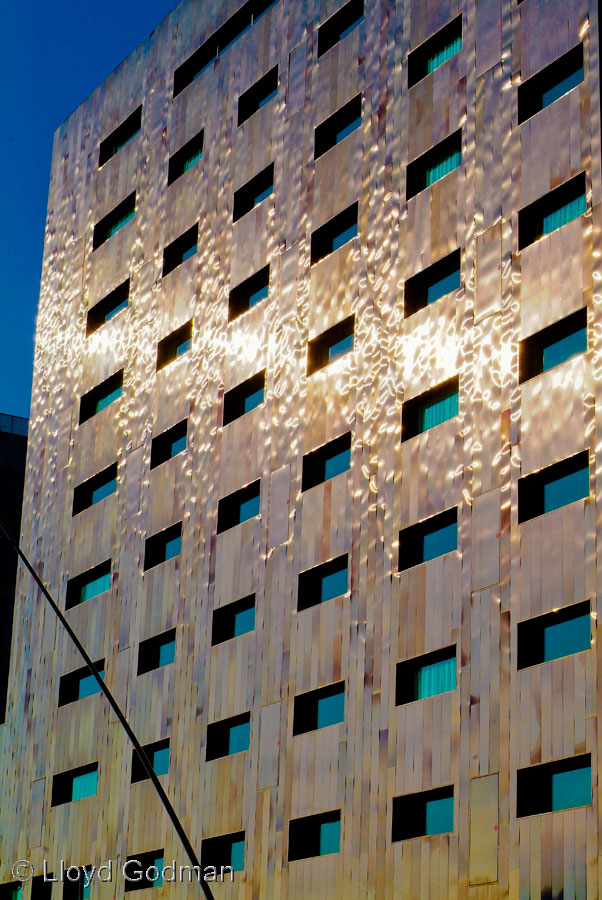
[95,384,122,414]
[317,691,344,728]
[164,535,182,561]
[543,465,588,512]
[233,605,255,637]
[243,387,264,413]
[418,387,458,432]
[248,283,269,307]
[158,640,175,667]
[91,477,117,505]
[170,433,187,456]
[254,184,272,205]
[328,334,354,362]
[78,669,104,700]
[228,720,250,754]
[176,338,192,357]
[230,839,245,871]
[425,795,453,835]
[331,222,358,252]
[182,147,203,174]
[239,494,260,522]
[425,149,461,187]
[542,66,583,108]
[152,857,164,887]
[80,571,111,603]
[543,613,590,661]
[416,655,456,699]
[427,34,462,73]
[324,447,351,480]
[71,769,98,801]
[106,208,135,240]
[542,193,586,235]
[321,566,348,602]
[152,746,170,776]
[82,879,91,900]
[542,326,587,371]
[319,819,340,855]
[335,115,361,143]
[423,521,457,562]
[103,296,128,323]
[427,267,461,303]
[181,244,197,264]
[551,765,591,811]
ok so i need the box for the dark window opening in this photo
[395,646,456,704]
[72,463,117,516]
[137,629,176,675]
[392,786,454,840]
[238,67,279,125]
[314,95,361,159]
[212,594,256,644]
[156,321,192,371]
[408,16,462,87]
[66,560,112,610]
[99,106,142,167]
[297,554,348,611]
[62,867,92,900]
[517,600,591,669]
[518,450,589,522]
[0,885,24,900]
[206,712,251,760]
[518,172,586,249]
[150,420,188,469]
[317,0,363,57]
[162,224,198,276]
[288,810,341,860]
[302,432,351,491]
[293,681,345,734]
[86,280,130,335]
[520,307,587,382]
[217,481,261,533]
[404,250,461,317]
[518,44,584,123]
[223,371,265,425]
[123,851,164,892]
[92,193,136,250]
[200,832,245,872]
[517,754,591,816]
[406,131,462,200]
[402,376,459,441]
[168,130,204,185]
[51,763,98,806]
[79,370,123,424]
[143,523,182,571]
[311,203,358,264]
[131,738,170,783]
[233,164,274,222]
[58,661,105,707]
[31,875,53,900]
[228,266,270,320]
[398,507,458,571]
[307,316,355,374]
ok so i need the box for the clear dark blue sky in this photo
[0,0,178,419]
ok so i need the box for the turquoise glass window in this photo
[104,296,128,323]
[335,114,361,144]
[543,465,588,513]
[328,334,354,362]
[248,283,269,307]
[80,571,111,603]
[239,493,260,522]
[321,566,348,602]
[230,839,245,872]
[425,795,453,835]
[543,613,590,661]
[331,222,358,252]
[425,149,461,187]
[422,521,457,562]
[78,668,104,700]
[106,207,135,240]
[228,720,250,754]
[152,746,170,776]
[158,639,175,667]
[181,244,197,264]
[94,384,122,414]
[319,819,340,855]
[91,477,116,505]
[551,765,591,811]
[233,605,255,637]
[71,769,98,801]
[427,266,461,303]
[418,388,458,432]
[324,447,351,480]
[151,857,164,887]
[9,887,22,900]
[253,184,272,205]
[427,35,462,74]
[164,534,182,561]
[542,326,586,371]
[316,691,344,728]
[542,193,586,235]
[416,655,456,699]
[541,66,583,108]
[182,147,203,174]
[243,387,264,413]
[176,338,192,357]
[82,878,91,900]
[170,433,187,457]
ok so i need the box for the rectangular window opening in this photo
[143,522,182,571]
[51,763,98,806]
[62,867,94,900]
[86,280,130,335]
[201,832,245,873]
[519,173,586,249]
[307,316,355,374]
[314,94,362,159]
[517,600,591,668]
[519,307,587,382]
[404,249,461,317]
[150,420,188,469]
[408,16,462,87]
[137,629,176,676]
[79,370,124,424]
[212,594,256,644]
[238,66,279,125]
[162,224,198,277]
[223,371,266,425]
[99,106,142,167]
[66,560,112,609]
[317,0,363,57]
[168,130,204,185]
[123,851,164,892]
[72,463,117,516]
[233,164,274,222]
[288,810,341,860]
[206,712,251,760]
[518,450,589,522]
[217,481,261,533]
[228,266,270,320]
[396,646,456,704]
[398,507,458,571]
[131,738,170,783]
[517,754,591,816]
[302,432,351,491]
[311,203,358,265]
[407,131,462,200]
[58,661,105,707]
[402,376,459,441]
[92,192,136,250]
[297,554,348,611]
[156,321,193,371]
[392,785,454,840]
[293,681,345,734]
[518,44,584,123]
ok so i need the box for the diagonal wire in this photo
[0,521,215,900]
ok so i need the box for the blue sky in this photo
[0,0,178,419]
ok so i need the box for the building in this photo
[1,0,601,896]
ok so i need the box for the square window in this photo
[317,0,363,57]
[51,763,98,806]
[233,164,274,222]
[131,739,170,783]
[518,451,589,522]
[518,173,586,249]
[200,832,245,873]
[150,420,188,469]
[86,279,130,335]
[402,377,459,440]
[404,250,461,317]
[407,131,461,200]
[143,523,182,570]
[72,463,118,516]
[517,754,591,816]
[301,432,351,491]
[396,646,456,704]
[93,193,136,249]
[519,308,587,382]
[156,321,192,370]
[123,851,164,892]
[71,769,98,801]
[238,66,278,125]
[99,106,142,167]
[162,224,198,276]
[217,481,261,533]
[298,555,348,611]
[58,662,104,706]
[206,713,251,760]
[212,594,256,644]
[223,372,265,425]
[307,316,355,374]
[288,810,341,860]
[310,203,358,264]
[408,16,462,86]
[168,130,204,185]
[79,370,124,424]
[518,44,583,123]
[398,508,458,571]
[137,629,176,675]
[228,266,270,320]
[517,600,591,668]
[314,95,361,159]
[66,560,111,609]
[392,785,454,840]
[293,682,345,734]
